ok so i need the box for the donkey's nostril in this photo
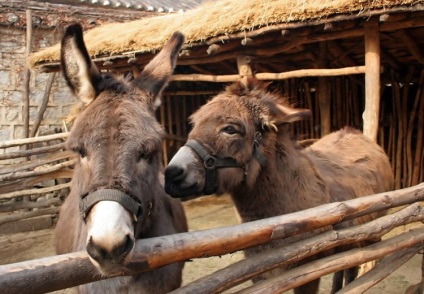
[87,235,134,265]
[112,234,134,260]
[165,165,185,183]
[86,237,106,262]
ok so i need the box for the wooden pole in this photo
[362,19,381,141]
[318,42,331,136]
[0,132,68,149]
[171,66,366,82]
[0,183,423,293]
[30,72,56,137]
[237,55,253,86]
[23,10,33,140]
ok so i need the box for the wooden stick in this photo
[338,245,419,293]
[0,197,62,212]
[0,159,76,182]
[393,78,403,190]
[171,66,366,82]
[30,72,56,137]
[0,184,423,293]
[317,42,331,136]
[235,229,424,294]
[22,9,33,141]
[0,142,66,161]
[0,182,71,201]
[0,132,69,149]
[0,206,60,226]
[363,19,380,142]
[406,69,422,186]
[171,203,424,294]
[0,151,74,175]
[402,68,414,187]
[412,72,424,185]
[0,169,73,195]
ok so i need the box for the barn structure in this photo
[28,0,424,190]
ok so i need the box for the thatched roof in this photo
[29,0,423,70]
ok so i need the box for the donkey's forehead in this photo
[69,93,163,147]
[190,94,262,126]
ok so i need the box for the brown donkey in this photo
[165,78,393,293]
[55,23,188,293]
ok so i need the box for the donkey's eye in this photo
[74,147,87,158]
[137,151,151,162]
[221,125,238,135]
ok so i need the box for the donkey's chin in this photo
[165,182,204,198]
[89,252,134,277]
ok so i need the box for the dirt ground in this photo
[0,195,422,293]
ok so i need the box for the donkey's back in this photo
[306,127,393,205]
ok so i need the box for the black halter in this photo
[79,189,146,223]
[185,131,267,195]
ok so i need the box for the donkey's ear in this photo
[262,100,311,130]
[133,32,184,110]
[60,23,102,106]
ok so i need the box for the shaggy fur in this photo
[165,78,394,293]
[55,24,188,293]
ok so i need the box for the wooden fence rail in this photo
[0,132,72,234]
[0,183,423,293]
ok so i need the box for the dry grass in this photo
[28,0,418,68]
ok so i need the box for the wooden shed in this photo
[29,0,424,190]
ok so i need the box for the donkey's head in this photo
[61,23,183,274]
[165,78,310,197]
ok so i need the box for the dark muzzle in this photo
[185,140,245,195]
[184,132,267,195]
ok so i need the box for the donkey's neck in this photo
[231,136,329,223]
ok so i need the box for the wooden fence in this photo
[0,133,73,234]
[0,183,423,293]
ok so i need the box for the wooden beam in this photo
[397,29,424,65]
[0,142,65,160]
[363,20,381,142]
[171,66,366,82]
[0,132,68,149]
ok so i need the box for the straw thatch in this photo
[28,0,420,68]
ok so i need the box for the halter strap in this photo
[79,189,143,222]
[185,134,267,195]
[185,140,244,194]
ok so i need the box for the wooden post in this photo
[237,55,253,86]
[30,72,56,137]
[318,42,331,136]
[23,10,33,140]
[363,20,381,142]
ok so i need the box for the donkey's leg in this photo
[331,271,344,294]
[294,278,320,294]
[344,266,359,284]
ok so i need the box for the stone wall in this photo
[0,25,76,146]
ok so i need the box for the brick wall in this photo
[0,25,77,144]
